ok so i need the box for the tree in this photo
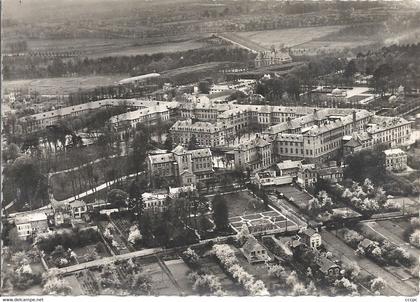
[268,264,285,279]
[188,134,199,150]
[343,261,360,281]
[130,271,152,295]
[236,224,250,245]
[128,225,142,245]
[42,274,71,295]
[4,143,20,162]
[333,277,358,295]
[285,271,298,289]
[198,80,210,94]
[370,277,385,294]
[164,134,173,151]
[107,189,129,208]
[409,230,420,248]
[344,59,357,80]
[212,194,229,231]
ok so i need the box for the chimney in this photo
[352,110,357,124]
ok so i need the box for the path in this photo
[57,247,162,275]
[49,154,119,176]
[50,171,145,207]
[155,256,184,295]
[320,229,418,296]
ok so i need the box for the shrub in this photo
[182,248,200,268]
[409,230,420,248]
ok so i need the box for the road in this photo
[49,171,145,207]
[56,247,163,275]
[320,229,418,296]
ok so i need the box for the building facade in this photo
[146,145,213,187]
[384,148,407,172]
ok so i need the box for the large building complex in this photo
[146,145,214,187]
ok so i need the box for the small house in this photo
[242,236,270,264]
[300,228,322,249]
[15,212,49,239]
[315,256,341,279]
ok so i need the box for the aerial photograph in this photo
[1,0,419,299]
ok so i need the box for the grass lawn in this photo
[63,275,84,295]
[207,190,265,218]
[165,259,194,295]
[46,144,120,173]
[50,155,129,201]
[4,75,128,95]
[143,262,180,295]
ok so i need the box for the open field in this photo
[232,25,345,49]
[22,36,209,58]
[208,190,265,218]
[4,75,128,95]
[164,259,194,295]
[295,40,374,50]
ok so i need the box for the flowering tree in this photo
[343,261,360,281]
[370,277,386,294]
[236,224,251,245]
[409,230,420,248]
[128,225,142,245]
[188,272,224,295]
[211,244,268,295]
[182,248,200,267]
[268,264,285,279]
[285,271,298,289]
[333,277,358,295]
[42,273,72,295]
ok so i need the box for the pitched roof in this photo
[243,236,265,254]
[148,153,175,164]
[301,228,319,238]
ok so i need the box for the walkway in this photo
[57,247,162,275]
[50,171,145,207]
[49,154,119,176]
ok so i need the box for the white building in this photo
[15,212,49,239]
[384,148,407,172]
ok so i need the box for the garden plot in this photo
[73,243,110,263]
[229,210,297,234]
[98,220,130,255]
[143,262,180,295]
[164,259,194,295]
[197,256,244,295]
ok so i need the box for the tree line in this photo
[3,47,254,80]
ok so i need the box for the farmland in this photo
[3,75,128,95]
[231,25,346,49]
